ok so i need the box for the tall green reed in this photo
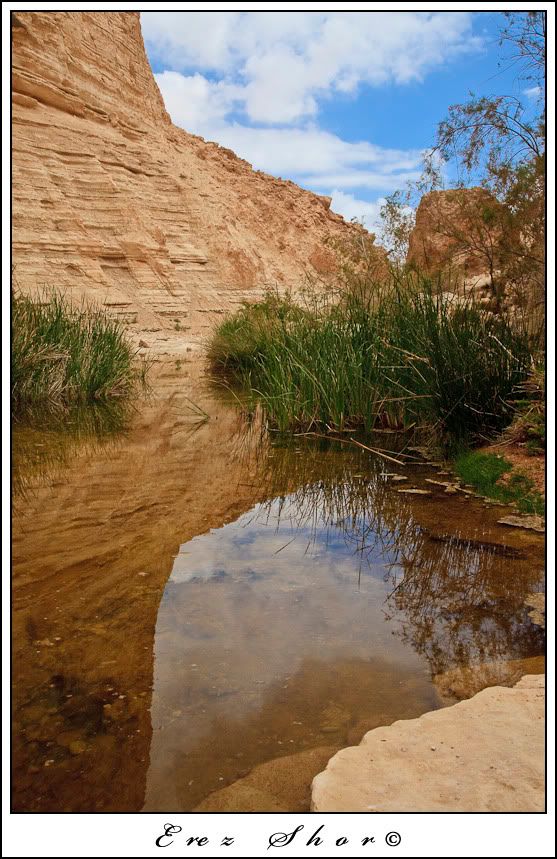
[209,278,535,443]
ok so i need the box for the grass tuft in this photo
[12,290,147,416]
[454,451,544,514]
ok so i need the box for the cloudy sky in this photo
[141,11,533,231]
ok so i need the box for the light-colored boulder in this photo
[311,675,544,812]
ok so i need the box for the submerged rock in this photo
[69,739,87,756]
[397,488,431,495]
[319,703,351,734]
[193,746,339,812]
[433,655,545,703]
[498,515,545,532]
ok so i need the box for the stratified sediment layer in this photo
[12,12,367,351]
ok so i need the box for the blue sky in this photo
[141,11,540,231]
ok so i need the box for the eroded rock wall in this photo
[12,11,363,348]
[407,187,501,285]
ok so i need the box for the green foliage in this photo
[454,451,544,514]
[209,280,534,442]
[378,191,416,265]
[385,12,546,315]
[503,364,545,453]
[207,292,307,374]
[12,290,146,416]
[455,451,511,492]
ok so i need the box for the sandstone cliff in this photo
[407,187,501,284]
[12,11,366,351]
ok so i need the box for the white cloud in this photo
[329,191,385,231]
[298,169,420,192]
[142,11,482,125]
[155,70,422,193]
[523,85,542,100]
[328,193,416,249]
[154,70,244,129]
[143,12,481,231]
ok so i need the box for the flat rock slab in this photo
[498,514,545,532]
[311,675,544,812]
[525,592,545,628]
[397,488,431,495]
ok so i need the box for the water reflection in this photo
[12,399,136,503]
[384,531,543,677]
[145,459,544,810]
[11,376,274,812]
[11,374,544,813]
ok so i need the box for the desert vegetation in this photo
[209,279,535,444]
[210,11,545,465]
[380,11,545,321]
[454,451,544,515]
[12,290,146,418]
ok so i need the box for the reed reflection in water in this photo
[12,399,137,503]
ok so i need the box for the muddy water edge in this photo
[11,360,545,812]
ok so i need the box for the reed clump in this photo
[209,276,535,443]
[12,290,146,417]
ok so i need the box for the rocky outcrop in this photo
[12,12,370,349]
[407,188,501,287]
[311,675,544,812]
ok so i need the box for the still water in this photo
[11,365,545,812]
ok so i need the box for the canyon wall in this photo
[12,11,366,351]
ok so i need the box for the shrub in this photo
[207,292,307,373]
[502,365,545,453]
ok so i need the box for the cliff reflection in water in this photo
[11,381,543,812]
[12,399,136,503]
[145,439,544,810]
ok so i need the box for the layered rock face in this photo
[407,187,501,287]
[12,11,362,348]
